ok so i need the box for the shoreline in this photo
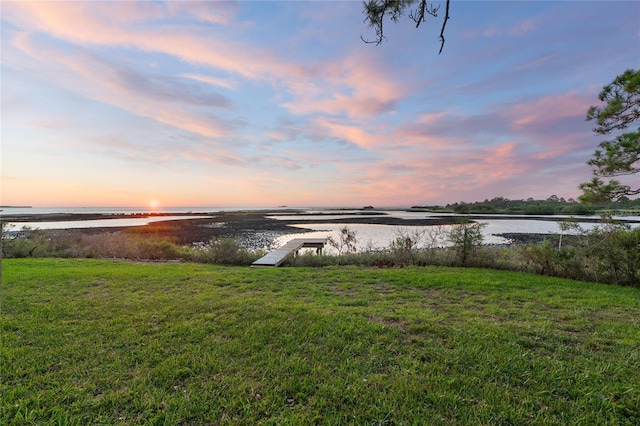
[3,211,633,250]
[5,210,638,224]
[2,211,463,249]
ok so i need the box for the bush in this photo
[515,220,640,287]
[68,234,184,260]
[517,240,579,277]
[448,220,486,267]
[1,225,50,258]
[327,226,358,256]
[134,238,184,260]
[186,238,263,266]
[579,226,640,286]
[1,227,187,261]
[389,228,432,265]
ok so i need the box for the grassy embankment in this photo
[2,259,639,424]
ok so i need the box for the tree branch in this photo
[362,0,450,52]
[409,1,440,27]
[438,0,450,54]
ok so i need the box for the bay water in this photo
[2,207,638,252]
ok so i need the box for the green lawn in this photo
[2,259,639,425]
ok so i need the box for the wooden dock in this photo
[251,238,328,268]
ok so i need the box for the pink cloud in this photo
[393,113,462,149]
[3,2,297,80]
[533,148,573,160]
[167,1,239,26]
[505,92,591,131]
[13,32,236,138]
[4,1,405,124]
[3,2,236,39]
[312,118,382,148]
[281,52,406,119]
[182,74,236,90]
[418,111,451,124]
[428,142,525,186]
[346,90,596,189]
[334,140,531,204]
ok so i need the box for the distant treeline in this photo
[413,195,640,215]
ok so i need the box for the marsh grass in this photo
[2,259,639,424]
[4,221,638,286]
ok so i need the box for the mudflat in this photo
[4,210,623,248]
[3,210,462,247]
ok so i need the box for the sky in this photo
[1,1,639,208]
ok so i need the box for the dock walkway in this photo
[251,238,328,267]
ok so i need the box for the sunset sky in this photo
[2,1,639,208]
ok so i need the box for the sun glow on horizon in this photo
[149,200,160,210]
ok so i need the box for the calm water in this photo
[0,206,286,231]
[271,211,640,252]
[0,206,283,215]
[273,219,609,251]
[3,207,638,251]
[3,216,213,230]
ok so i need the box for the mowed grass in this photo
[2,259,639,425]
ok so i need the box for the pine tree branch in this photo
[438,0,450,54]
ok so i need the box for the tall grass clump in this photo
[517,221,640,286]
[1,226,262,266]
[51,232,185,260]
[186,238,264,265]
[1,225,50,258]
[1,226,186,261]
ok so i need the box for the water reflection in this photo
[4,216,212,230]
[274,223,510,253]
[274,215,639,254]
